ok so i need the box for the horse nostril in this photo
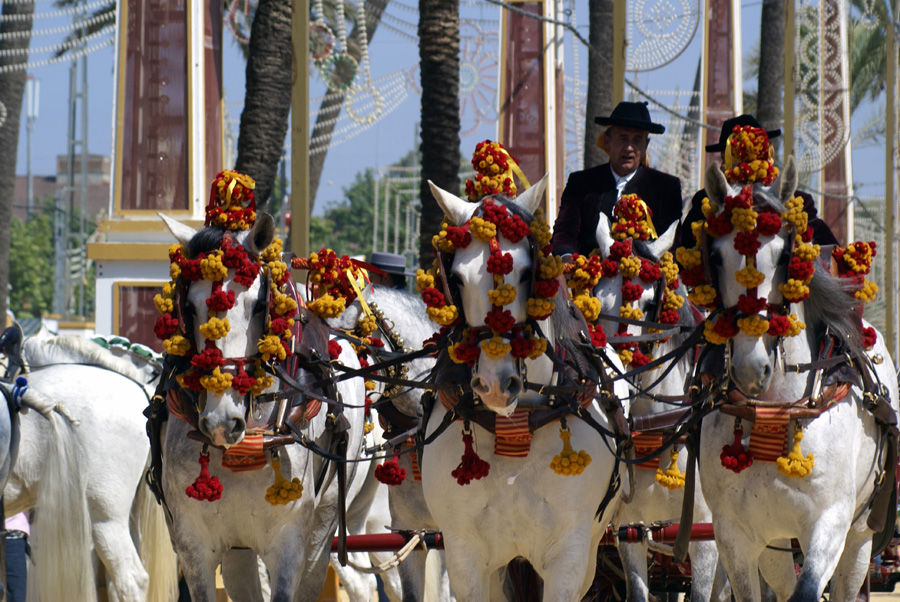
[231,418,246,437]
[504,375,523,398]
[198,417,210,437]
[470,375,486,393]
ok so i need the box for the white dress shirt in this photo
[611,165,637,200]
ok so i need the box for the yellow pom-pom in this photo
[488,284,517,307]
[481,335,512,359]
[469,216,497,242]
[163,334,191,356]
[265,457,303,505]
[703,321,729,345]
[731,207,759,232]
[574,294,601,322]
[688,284,718,307]
[416,269,435,291]
[363,422,374,435]
[776,428,814,478]
[200,251,228,281]
[200,317,231,341]
[794,242,820,263]
[258,334,287,362]
[426,305,459,326]
[154,293,175,315]
[357,314,377,336]
[272,290,298,317]
[528,336,548,360]
[309,294,347,319]
[737,314,769,337]
[526,297,556,319]
[655,448,685,489]
[857,279,879,303]
[200,367,233,395]
[659,252,680,284]
[700,197,715,217]
[619,303,644,321]
[539,255,565,280]
[549,428,592,476]
[779,279,810,302]
[619,255,641,279]
[675,246,702,270]
[735,265,766,289]
[663,291,684,311]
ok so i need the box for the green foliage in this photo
[9,209,53,318]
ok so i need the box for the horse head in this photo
[698,157,801,396]
[427,176,553,416]
[161,213,280,447]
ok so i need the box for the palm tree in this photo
[417,0,460,268]
[0,1,36,322]
[756,0,784,148]
[583,0,613,169]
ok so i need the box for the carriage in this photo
[3,129,898,602]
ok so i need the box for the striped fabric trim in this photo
[437,389,457,411]
[222,432,268,472]
[494,408,533,457]
[748,407,790,462]
[167,390,187,422]
[632,431,663,470]
[405,437,421,481]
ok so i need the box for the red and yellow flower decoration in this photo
[463,140,529,202]
[723,125,779,186]
[610,194,658,241]
[204,170,258,231]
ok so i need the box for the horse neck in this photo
[631,322,692,416]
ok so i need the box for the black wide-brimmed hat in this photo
[594,101,665,135]
[369,252,415,277]
[706,114,781,152]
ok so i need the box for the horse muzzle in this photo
[470,372,522,416]
[198,415,247,448]
[729,351,774,398]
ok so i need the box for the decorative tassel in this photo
[720,425,754,473]
[656,448,685,489]
[777,425,814,478]
[186,447,223,502]
[451,423,490,485]
[265,455,303,505]
[549,423,592,476]
[374,455,407,486]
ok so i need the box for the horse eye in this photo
[520,268,533,284]
[253,299,267,315]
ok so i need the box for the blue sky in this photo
[14,1,889,219]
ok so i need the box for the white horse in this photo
[421,179,632,601]
[332,285,454,601]
[4,334,177,602]
[160,214,368,602]
[591,216,723,602]
[693,159,899,602]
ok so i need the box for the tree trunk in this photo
[757,0,785,153]
[583,0,614,169]
[308,0,389,212]
[234,0,292,210]
[417,0,460,268]
[0,1,35,323]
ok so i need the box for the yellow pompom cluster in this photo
[265,458,303,505]
[655,449,685,490]
[469,216,497,242]
[735,265,765,289]
[309,294,347,319]
[659,251,679,285]
[568,256,603,290]
[357,314,377,336]
[416,269,435,291]
[688,284,717,306]
[779,279,810,302]
[794,242,820,263]
[782,196,808,232]
[539,255,564,280]
[481,335,512,359]
[529,335,548,359]
[250,366,274,396]
[731,207,758,232]
[664,291,684,311]
[526,297,556,319]
[619,304,644,321]
[488,283,517,306]
[530,209,552,248]
[675,247,702,270]
[618,255,641,279]
[701,197,716,218]
[272,290,297,317]
[268,260,287,285]
[164,335,191,356]
[785,314,805,337]
[857,279,879,303]
[258,334,287,362]
[200,251,228,281]
[200,367,233,395]
[617,348,634,365]
[260,237,283,263]
[199,317,230,341]
[776,430,814,478]
[154,291,175,314]
[703,321,730,345]
[843,242,876,273]
[549,430,591,476]
[574,295,601,322]
[738,315,769,337]
[426,305,459,326]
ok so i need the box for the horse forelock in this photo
[187,225,228,258]
[806,268,864,351]
[23,336,152,384]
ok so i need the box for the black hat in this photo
[369,252,414,277]
[594,101,665,135]
[706,114,781,153]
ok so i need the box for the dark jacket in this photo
[552,164,684,257]
[680,188,839,250]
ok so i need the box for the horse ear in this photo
[242,213,276,255]
[427,180,476,226]
[645,220,678,262]
[595,213,615,257]
[776,155,799,205]
[512,174,548,215]
[704,162,728,208]
[159,213,197,247]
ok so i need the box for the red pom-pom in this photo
[767,314,790,337]
[154,313,179,340]
[532,278,559,298]
[720,427,753,473]
[485,308,516,334]
[207,289,236,313]
[609,239,633,261]
[451,430,490,485]
[374,457,407,486]
[446,225,472,249]
[787,257,815,282]
[328,340,342,360]
[499,215,530,243]
[756,211,783,236]
[589,323,607,347]
[680,265,706,287]
[713,313,740,339]
[185,453,223,501]
[270,317,293,336]
[630,349,651,367]
[600,258,620,278]
[638,259,662,283]
[734,231,761,256]
[658,309,679,325]
[737,294,766,316]
[191,346,224,372]
[621,281,644,303]
[862,326,877,349]
[705,214,734,237]
[510,335,536,359]
[231,365,257,395]
[421,287,446,309]
[180,259,203,281]
[487,250,514,275]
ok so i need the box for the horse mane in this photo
[188,225,227,257]
[23,336,153,385]
[747,183,864,351]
